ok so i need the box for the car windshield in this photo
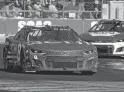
[27,27,82,42]
[89,21,122,32]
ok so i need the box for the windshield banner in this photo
[89,32,120,36]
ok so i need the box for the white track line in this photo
[0,80,123,92]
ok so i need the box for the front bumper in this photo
[26,52,98,72]
[92,42,124,56]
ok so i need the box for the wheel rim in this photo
[3,48,8,70]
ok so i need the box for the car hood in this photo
[81,32,124,42]
[26,41,93,51]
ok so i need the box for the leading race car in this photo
[3,25,98,74]
[81,19,124,57]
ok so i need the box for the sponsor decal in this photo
[85,42,90,45]
[44,41,52,43]
[27,41,42,45]
[18,20,52,31]
[88,57,95,60]
[64,41,70,44]
[76,41,82,44]
[91,21,98,27]
[44,41,61,44]
[89,32,120,36]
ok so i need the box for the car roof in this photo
[19,25,71,33]
[100,19,122,23]
[23,25,70,29]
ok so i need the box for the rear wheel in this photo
[3,47,13,72]
[3,47,21,72]
[3,59,12,72]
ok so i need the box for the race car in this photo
[80,19,124,57]
[3,25,98,74]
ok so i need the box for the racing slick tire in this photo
[20,49,36,73]
[81,71,96,76]
[3,47,21,72]
[20,49,27,73]
[3,47,12,72]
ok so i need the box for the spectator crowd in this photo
[0,0,118,19]
[0,0,62,18]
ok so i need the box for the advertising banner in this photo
[1,19,84,35]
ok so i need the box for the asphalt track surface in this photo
[0,45,124,92]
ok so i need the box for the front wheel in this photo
[3,59,12,72]
[20,49,36,73]
[3,47,11,71]
[3,59,21,72]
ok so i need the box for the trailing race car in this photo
[81,19,124,57]
[3,25,98,74]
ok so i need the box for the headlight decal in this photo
[116,47,124,52]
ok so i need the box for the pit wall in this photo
[0,19,100,43]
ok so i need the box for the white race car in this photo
[81,19,124,57]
